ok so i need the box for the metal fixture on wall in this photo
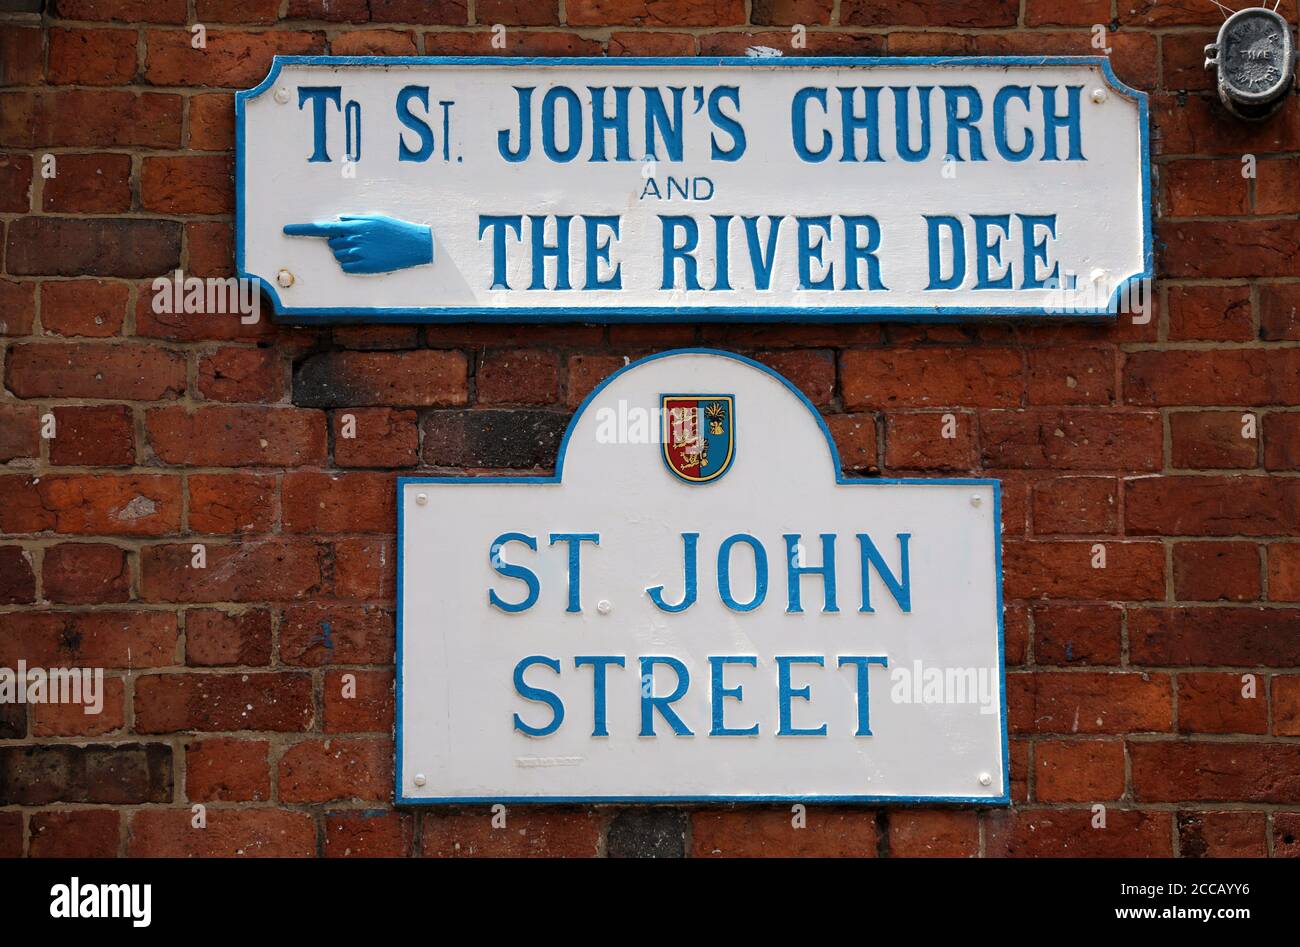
[1205,5,1297,120]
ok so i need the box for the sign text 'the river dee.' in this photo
[237,56,1151,323]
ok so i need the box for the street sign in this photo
[397,350,1007,803]
[238,56,1151,324]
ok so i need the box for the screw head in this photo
[413,773,426,787]
[1091,88,1107,104]
[597,600,612,614]
[274,86,290,104]
[970,495,982,507]
[415,493,428,506]
[276,268,294,288]
[978,772,992,786]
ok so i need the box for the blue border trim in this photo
[236,55,1152,325]
[395,348,1009,806]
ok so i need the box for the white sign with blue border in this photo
[238,56,1150,324]
[397,350,1008,803]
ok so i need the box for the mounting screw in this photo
[597,600,612,614]
[978,772,992,786]
[970,495,982,507]
[274,86,290,104]
[276,269,294,288]
[1091,88,1107,104]
[414,773,426,787]
[415,493,428,506]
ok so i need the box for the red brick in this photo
[143,29,326,88]
[0,611,176,669]
[566,0,742,25]
[9,217,182,278]
[5,342,184,399]
[330,29,418,55]
[1119,0,1223,26]
[753,350,835,407]
[185,608,273,667]
[981,410,1162,471]
[1268,544,1300,601]
[333,408,419,468]
[146,406,327,467]
[186,738,270,801]
[1003,541,1165,600]
[1132,741,1300,803]
[1177,672,1267,735]
[278,738,392,803]
[1256,157,1300,215]
[184,220,237,277]
[0,90,182,149]
[0,813,21,858]
[49,405,135,466]
[566,354,625,408]
[0,404,39,462]
[1008,671,1172,734]
[825,412,878,471]
[608,31,696,55]
[422,29,602,56]
[0,278,36,335]
[477,0,559,24]
[1274,676,1300,736]
[48,28,138,86]
[43,543,131,604]
[842,348,1023,408]
[187,473,277,534]
[1026,346,1114,406]
[1031,477,1118,535]
[885,410,975,470]
[1003,601,1029,666]
[421,809,604,857]
[282,472,395,533]
[1035,739,1125,802]
[370,0,467,22]
[1166,285,1253,342]
[40,280,129,337]
[194,0,281,23]
[0,154,31,212]
[30,677,126,737]
[294,350,469,407]
[0,26,43,86]
[140,540,327,603]
[0,473,181,536]
[1277,813,1300,857]
[28,810,120,858]
[280,604,394,666]
[477,349,560,405]
[325,811,414,857]
[1130,607,1300,666]
[986,809,1173,857]
[1178,811,1267,858]
[324,670,394,733]
[0,546,36,604]
[135,672,313,733]
[1173,542,1260,602]
[140,155,232,214]
[197,346,283,402]
[1024,0,1107,26]
[844,0,1015,27]
[331,537,394,600]
[1126,476,1300,536]
[1264,413,1300,470]
[1164,158,1249,215]
[1260,283,1300,341]
[692,809,875,856]
[56,0,188,22]
[187,92,235,150]
[1170,411,1260,469]
[887,810,978,856]
[1161,219,1300,278]
[1033,604,1123,666]
[128,808,315,857]
[286,0,370,21]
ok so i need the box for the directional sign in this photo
[238,56,1151,323]
[397,350,1008,803]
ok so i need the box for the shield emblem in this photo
[661,395,735,484]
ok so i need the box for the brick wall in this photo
[1,0,1298,858]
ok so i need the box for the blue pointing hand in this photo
[283,214,435,274]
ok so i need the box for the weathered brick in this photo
[324,670,393,733]
[0,546,36,604]
[128,808,315,857]
[0,404,39,462]
[140,540,327,603]
[1026,346,1115,405]
[333,408,419,468]
[1126,476,1300,536]
[279,604,394,666]
[0,473,181,536]
[692,809,875,856]
[1031,477,1118,535]
[1003,541,1165,600]
[986,809,1173,857]
[422,409,567,468]
[146,406,327,466]
[1177,811,1267,858]
[0,611,176,669]
[1268,544,1300,601]
[6,218,181,278]
[1132,741,1300,803]
[54,0,188,22]
[184,608,273,667]
[1172,542,1260,602]
[0,278,36,335]
[282,472,395,533]
[842,348,1023,409]
[143,29,326,87]
[0,90,182,149]
[1260,283,1300,341]
[1177,672,1267,734]
[1166,285,1253,342]
[28,809,121,858]
[825,412,878,471]
[140,155,233,214]
[187,92,235,151]
[981,410,1162,471]
[49,405,135,466]
[1129,607,1300,666]
[134,672,313,733]
[295,350,468,408]
[885,410,975,470]
[422,809,605,857]
[325,810,414,857]
[40,280,130,337]
[187,472,277,534]
[43,543,131,604]
[186,737,270,801]
[1033,603,1123,666]
[30,678,126,737]
[0,743,172,805]
[844,0,1015,27]
[48,28,137,86]
[477,348,560,405]
[278,738,392,803]
[1008,671,1172,734]
[1035,739,1125,802]
[1170,411,1260,469]
[1264,413,1300,471]
[887,810,978,856]
[196,346,283,403]
[6,342,184,399]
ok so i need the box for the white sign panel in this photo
[238,56,1151,323]
[398,350,1007,803]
